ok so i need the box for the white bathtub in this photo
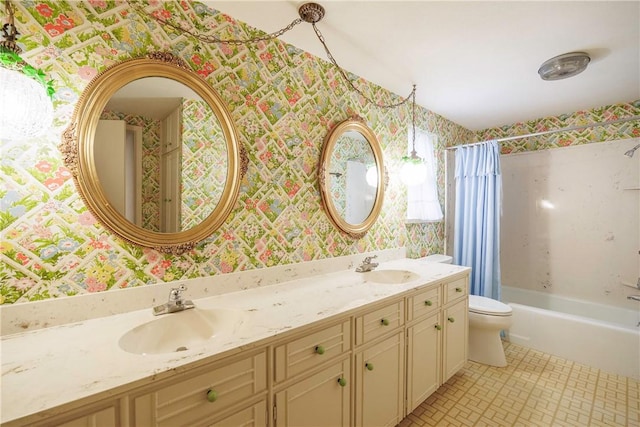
[502,286,640,379]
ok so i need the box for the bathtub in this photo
[502,286,640,379]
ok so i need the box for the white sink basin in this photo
[363,269,420,284]
[119,308,245,355]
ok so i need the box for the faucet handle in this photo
[169,285,186,301]
[363,255,378,263]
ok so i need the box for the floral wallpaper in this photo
[0,0,473,305]
[476,100,640,153]
[181,99,226,230]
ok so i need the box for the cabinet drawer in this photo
[408,286,440,321]
[444,276,467,304]
[132,350,267,427]
[356,300,404,346]
[274,320,351,383]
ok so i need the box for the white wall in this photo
[500,138,640,309]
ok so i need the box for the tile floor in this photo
[400,342,639,427]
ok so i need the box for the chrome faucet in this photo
[627,295,640,302]
[153,285,195,316]
[356,255,379,273]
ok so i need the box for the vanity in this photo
[1,258,469,426]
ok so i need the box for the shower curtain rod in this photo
[446,114,640,150]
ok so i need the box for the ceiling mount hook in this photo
[298,3,325,24]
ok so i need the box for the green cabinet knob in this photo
[381,318,390,326]
[455,287,463,292]
[206,389,218,403]
[448,317,455,323]
[315,345,325,355]
[424,300,433,306]
[365,362,374,371]
[337,377,347,387]
[435,324,442,331]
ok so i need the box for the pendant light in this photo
[0,0,54,140]
[399,86,427,185]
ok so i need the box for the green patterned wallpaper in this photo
[0,1,473,304]
[476,100,640,153]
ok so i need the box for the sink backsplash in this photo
[0,248,405,336]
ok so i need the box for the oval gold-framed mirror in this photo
[61,52,247,254]
[318,115,385,239]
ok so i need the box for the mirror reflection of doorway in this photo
[345,159,375,224]
[95,120,142,225]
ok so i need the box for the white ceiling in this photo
[207,1,640,131]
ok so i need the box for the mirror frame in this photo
[60,52,248,254]
[318,115,385,239]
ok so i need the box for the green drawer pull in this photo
[424,300,433,306]
[380,318,390,326]
[435,324,442,331]
[365,362,374,371]
[315,345,325,355]
[455,287,463,292]
[206,389,218,403]
[338,377,347,387]
[448,317,455,323]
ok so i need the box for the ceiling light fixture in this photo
[537,52,591,81]
[0,0,55,140]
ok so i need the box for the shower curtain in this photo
[453,140,502,300]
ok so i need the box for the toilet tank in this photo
[420,254,453,264]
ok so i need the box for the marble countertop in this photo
[1,258,468,424]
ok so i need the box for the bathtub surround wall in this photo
[0,1,473,305]
[500,138,640,309]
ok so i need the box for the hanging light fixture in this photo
[399,86,427,185]
[0,0,55,141]
[133,1,423,182]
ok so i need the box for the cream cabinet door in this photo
[132,350,267,427]
[355,332,404,427]
[442,298,468,383]
[406,312,441,413]
[44,406,119,427]
[208,399,267,427]
[274,358,350,427]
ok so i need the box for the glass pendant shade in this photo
[0,67,54,140]
[399,157,427,186]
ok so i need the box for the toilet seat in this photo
[469,295,512,317]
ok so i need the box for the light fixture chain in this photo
[128,1,416,111]
[128,0,303,46]
[311,22,414,110]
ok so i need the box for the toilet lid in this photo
[468,295,512,316]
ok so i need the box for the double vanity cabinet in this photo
[2,261,468,427]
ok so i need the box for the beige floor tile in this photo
[403,342,638,427]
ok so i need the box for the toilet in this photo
[467,294,512,367]
[420,254,513,367]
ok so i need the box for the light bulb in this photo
[0,67,53,140]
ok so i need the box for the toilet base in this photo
[468,325,508,367]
